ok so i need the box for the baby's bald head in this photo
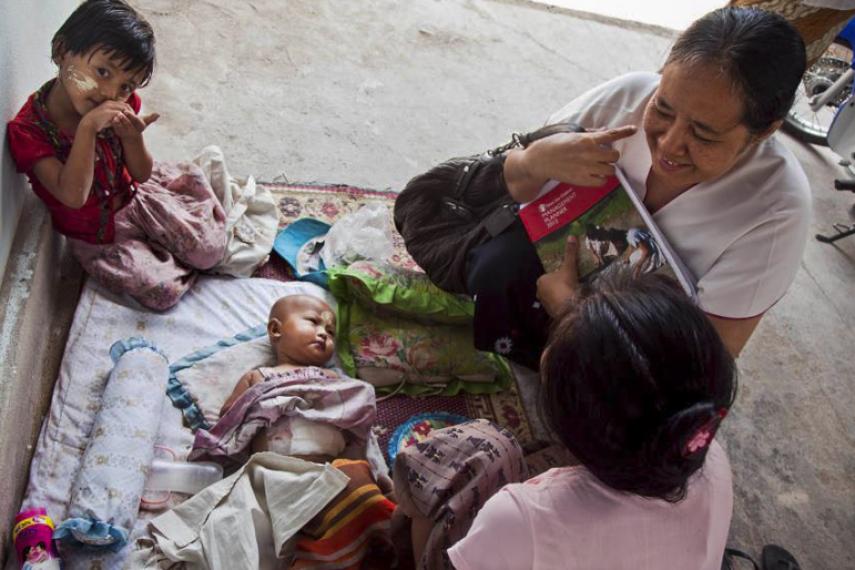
[268,295,336,366]
[269,295,332,323]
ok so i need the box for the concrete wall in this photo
[0,1,79,566]
[0,0,76,284]
[0,201,81,567]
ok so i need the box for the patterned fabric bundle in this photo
[54,338,168,552]
[193,145,279,278]
[188,367,377,468]
[68,161,227,311]
[291,459,397,569]
[392,419,528,570]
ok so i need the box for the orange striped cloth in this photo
[290,459,397,569]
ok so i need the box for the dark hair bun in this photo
[640,403,724,491]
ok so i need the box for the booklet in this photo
[518,169,697,300]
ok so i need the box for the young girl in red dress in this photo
[6,0,226,311]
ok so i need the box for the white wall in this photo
[0,0,77,285]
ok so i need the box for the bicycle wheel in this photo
[783,39,853,146]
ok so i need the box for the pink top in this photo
[448,440,733,570]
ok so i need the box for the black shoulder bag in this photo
[393,121,584,294]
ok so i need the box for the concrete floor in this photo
[138,0,855,567]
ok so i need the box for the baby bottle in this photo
[145,459,223,495]
[141,447,224,511]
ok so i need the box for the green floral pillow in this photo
[328,260,512,396]
[327,260,473,325]
[335,302,512,396]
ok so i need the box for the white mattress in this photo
[20,276,335,569]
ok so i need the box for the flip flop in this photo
[762,545,801,570]
[722,547,760,570]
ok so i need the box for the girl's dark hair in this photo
[51,0,156,86]
[540,271,737,502]
[665,7,806,134]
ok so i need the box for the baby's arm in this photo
[30,101,131,208]
[220,369,265,416]
[111,107,159,183]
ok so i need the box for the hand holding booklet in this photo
[518,169,697,300]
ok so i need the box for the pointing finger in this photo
[589,125,638,144]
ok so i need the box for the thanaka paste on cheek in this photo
[65,64,98,94]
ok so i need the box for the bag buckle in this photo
[483,203,519,237]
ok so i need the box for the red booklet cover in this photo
[518,171,696,298]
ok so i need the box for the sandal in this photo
[722,548,760,570]
[762,545,801,570]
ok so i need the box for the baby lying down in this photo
[189,295,396,568]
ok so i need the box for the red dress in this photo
[6,79,141,244]
[5,80,227,311]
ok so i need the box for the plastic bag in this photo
[321,203,394,268]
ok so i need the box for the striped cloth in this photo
[291,459,397,569]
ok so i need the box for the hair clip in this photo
[683,407,727,456]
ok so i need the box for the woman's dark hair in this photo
[540,271,737,502]
[51,0,156,86]
[665,7,806,134]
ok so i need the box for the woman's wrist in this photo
[504,148,545,203]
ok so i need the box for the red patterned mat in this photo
[254,182,541,458]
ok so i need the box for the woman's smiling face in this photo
[642,61,759,193]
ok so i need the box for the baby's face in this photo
[271,297,336,366]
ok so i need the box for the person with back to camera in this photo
[6,0,226,311]
[390,258,737,570]
[397,7,810,367]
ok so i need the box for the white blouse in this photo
[548,72,811,318]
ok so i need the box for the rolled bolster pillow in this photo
[54,338,169,552]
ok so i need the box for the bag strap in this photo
[445,120,586,229]
[452,120,586,201]
[486,120,586,156]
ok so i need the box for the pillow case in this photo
[327,260,473,324]
[329,261,512,396]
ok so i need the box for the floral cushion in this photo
[328,261,512,395]
[336,302,511,395]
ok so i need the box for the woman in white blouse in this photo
[495,7,811,358]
